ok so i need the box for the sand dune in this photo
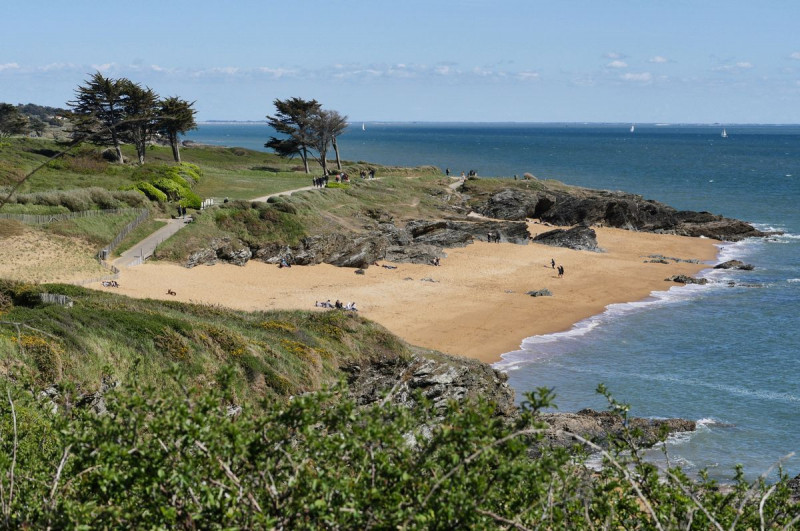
[93,223,719,363]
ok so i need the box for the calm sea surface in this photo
[187,122,800,480]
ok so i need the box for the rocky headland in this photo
[183,178,768,269]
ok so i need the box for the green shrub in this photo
[136,181,168,202]
[88,188,120,209]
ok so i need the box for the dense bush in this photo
[0,378,797,529]
[134,181,167,202]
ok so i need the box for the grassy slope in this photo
[0,282,411,402]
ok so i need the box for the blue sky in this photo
[4,1,800,123]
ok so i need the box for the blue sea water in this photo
[187,122,800,481]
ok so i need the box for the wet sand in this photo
[93,223,719,363]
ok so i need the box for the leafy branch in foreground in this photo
[0,375,797,528]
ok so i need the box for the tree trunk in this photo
[320,149,328,176]
[110,129,124,164]
[170,133,181,163]
[333,137,342,170]
[301,146,310,173]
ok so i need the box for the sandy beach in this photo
[91,223,719,363]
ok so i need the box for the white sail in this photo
[630,124,635,133]
[362,123,365,131]
[721,128,727,138]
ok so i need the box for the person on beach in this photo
[445,168,450,176]
[551,258,555,269]
[558,265,564,278]
[335,300,343,309]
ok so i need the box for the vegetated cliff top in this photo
[0,281,418,402]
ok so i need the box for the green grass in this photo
[44,211,141,246]
[0,282,412,401]
[113,218,166,256]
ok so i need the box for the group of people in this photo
[335,173,350,183]
[444,169,476,179]
[487,231,501,243]
[101,280,119,288]
[315,299,358,311]
[359,169,376,179]
[550,258,565,278]
[312,175,329,188]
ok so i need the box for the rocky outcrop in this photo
[467,184,770,242]
[539,409,696,452]
[185,238,251,268]
[248,218,530,268]
[665,275,709,285]
[342,351,517,417]
[714,260,755,270]
[343,350,695,453]
[532,225,599,251]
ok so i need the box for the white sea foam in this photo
[494,280,721,371]
[788,278,800,284]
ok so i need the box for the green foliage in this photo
[0,379,797,528]
[325,181,349,189]
[135,181,167,202]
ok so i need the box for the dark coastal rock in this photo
[532,225,599,251]
[714,259,755,270]
[185,248,218,268]
[292,233,388,268]
[342,351,517,417]
[526,289,552,297]
[466,184,771,242]
[539,409,696,452]
[343,351,695,454]
[184,238,251,268]
[665,275,708,285]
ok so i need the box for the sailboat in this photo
[721,128,728,138]
[362,123,366,132]
[630,124,635,133]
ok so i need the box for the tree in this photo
[326,110,349,171]
[265,97,321,173]
[308,110,344,176]
[0,103,29,138]
[157,97,197,163]
[28,117,47,137]
[69,72,130,163]
[120,80,159,165]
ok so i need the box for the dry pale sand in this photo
[92,223,720,363]
[0,227,108,284]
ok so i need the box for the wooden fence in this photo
[97,209,151,259]
[39,293,74,307]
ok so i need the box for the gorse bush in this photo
[0,378,798,529]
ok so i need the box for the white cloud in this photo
[713,61,754,72]
[91,63,114,72]
[604,52,625,59]
[649,56,669,64]
[790,52,800,60]
[607,60,628,69]
[517,71,540,81]
[256,67,295,78]
[0,62,20,71]
[621,72,652,82]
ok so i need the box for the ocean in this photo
[186,122,800,481]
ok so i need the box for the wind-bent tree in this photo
[265,97,321,173]
[308,110,348,176]
[121,80,159,165]
[326,110,349,171]
[69,72,130,163]
[158,96,197,163]
[0,103,29,138]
